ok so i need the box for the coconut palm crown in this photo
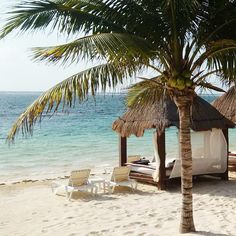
[1,0,236,233]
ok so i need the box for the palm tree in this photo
[1,0,236,233]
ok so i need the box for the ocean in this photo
[0,92,235,184]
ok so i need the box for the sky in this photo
[0,1,224,93]
[0,0,89,92]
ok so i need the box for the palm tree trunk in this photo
[174,94,196,233]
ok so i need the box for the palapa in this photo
[113,94,235,189]
[112,95,234,137]
[212,86,236,123]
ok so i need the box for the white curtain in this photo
[170,129,227,178]
[152,131,160,182]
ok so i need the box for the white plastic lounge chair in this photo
[106,166,138,193]
[51,169,97,200]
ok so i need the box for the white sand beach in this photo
[1,173,236,236]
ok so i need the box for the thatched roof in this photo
[212,86,236,123]
[112,95,235,137]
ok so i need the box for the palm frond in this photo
[191,1,236,71]
[191,39,236,72]
[126,76,166,108]
[207,51,236,84]
[197,1,236,44]
[98,0,167,42]
[197,82,225,93]
[32,33,155,65]
[7,62,139,142]
[0,0,124,39]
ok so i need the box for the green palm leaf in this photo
[0,0,124,39]
[32,33,155,65]
[197,82,225,93]
[126,76,166,108]
[185,39,236,85]
[7,62,139,142]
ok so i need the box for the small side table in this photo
[89,177,107,193]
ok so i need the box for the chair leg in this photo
[131,184,135,193]
[92,186,98,195]
[133,182,138,190]
[95,186,98,195]
[105,182,111,194]
[112,186,116,193]
[69,191,73,201]
[65,186,69,199]
[65,186,73,201]
[108,187,112,194]
[51,182,59,194]
[131,182,137,192]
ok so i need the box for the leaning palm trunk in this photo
[174,93,196,233]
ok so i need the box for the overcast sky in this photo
[0,0,90,92]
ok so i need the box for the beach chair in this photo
[106,166,138,193]
[51,169,98,200]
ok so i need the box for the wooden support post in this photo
[222,128,229,181]
[119,135,127,166]
[156,131,166,190]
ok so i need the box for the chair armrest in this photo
[105,180,116,187]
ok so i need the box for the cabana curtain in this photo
[151,129,227,181]
[170,129,227,178]
[152,131,160,182]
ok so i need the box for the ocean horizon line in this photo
[0,90,127,95]
[0,90,223,96]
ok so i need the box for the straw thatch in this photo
[212,86,236,123]
[112,95,235,137]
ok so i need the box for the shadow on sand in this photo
[54,175,236,201]
[166,175,236,199]
[56,185,159,202]
[195,231,230,236]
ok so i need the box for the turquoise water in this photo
[0,92,236,183]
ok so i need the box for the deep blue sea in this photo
[0,92,235,183]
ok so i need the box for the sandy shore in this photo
[1,174,236,236]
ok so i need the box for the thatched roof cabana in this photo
[113,95,235,137]
[212,86,236,172]
[112,94,234,190]
[212,86,236,123]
